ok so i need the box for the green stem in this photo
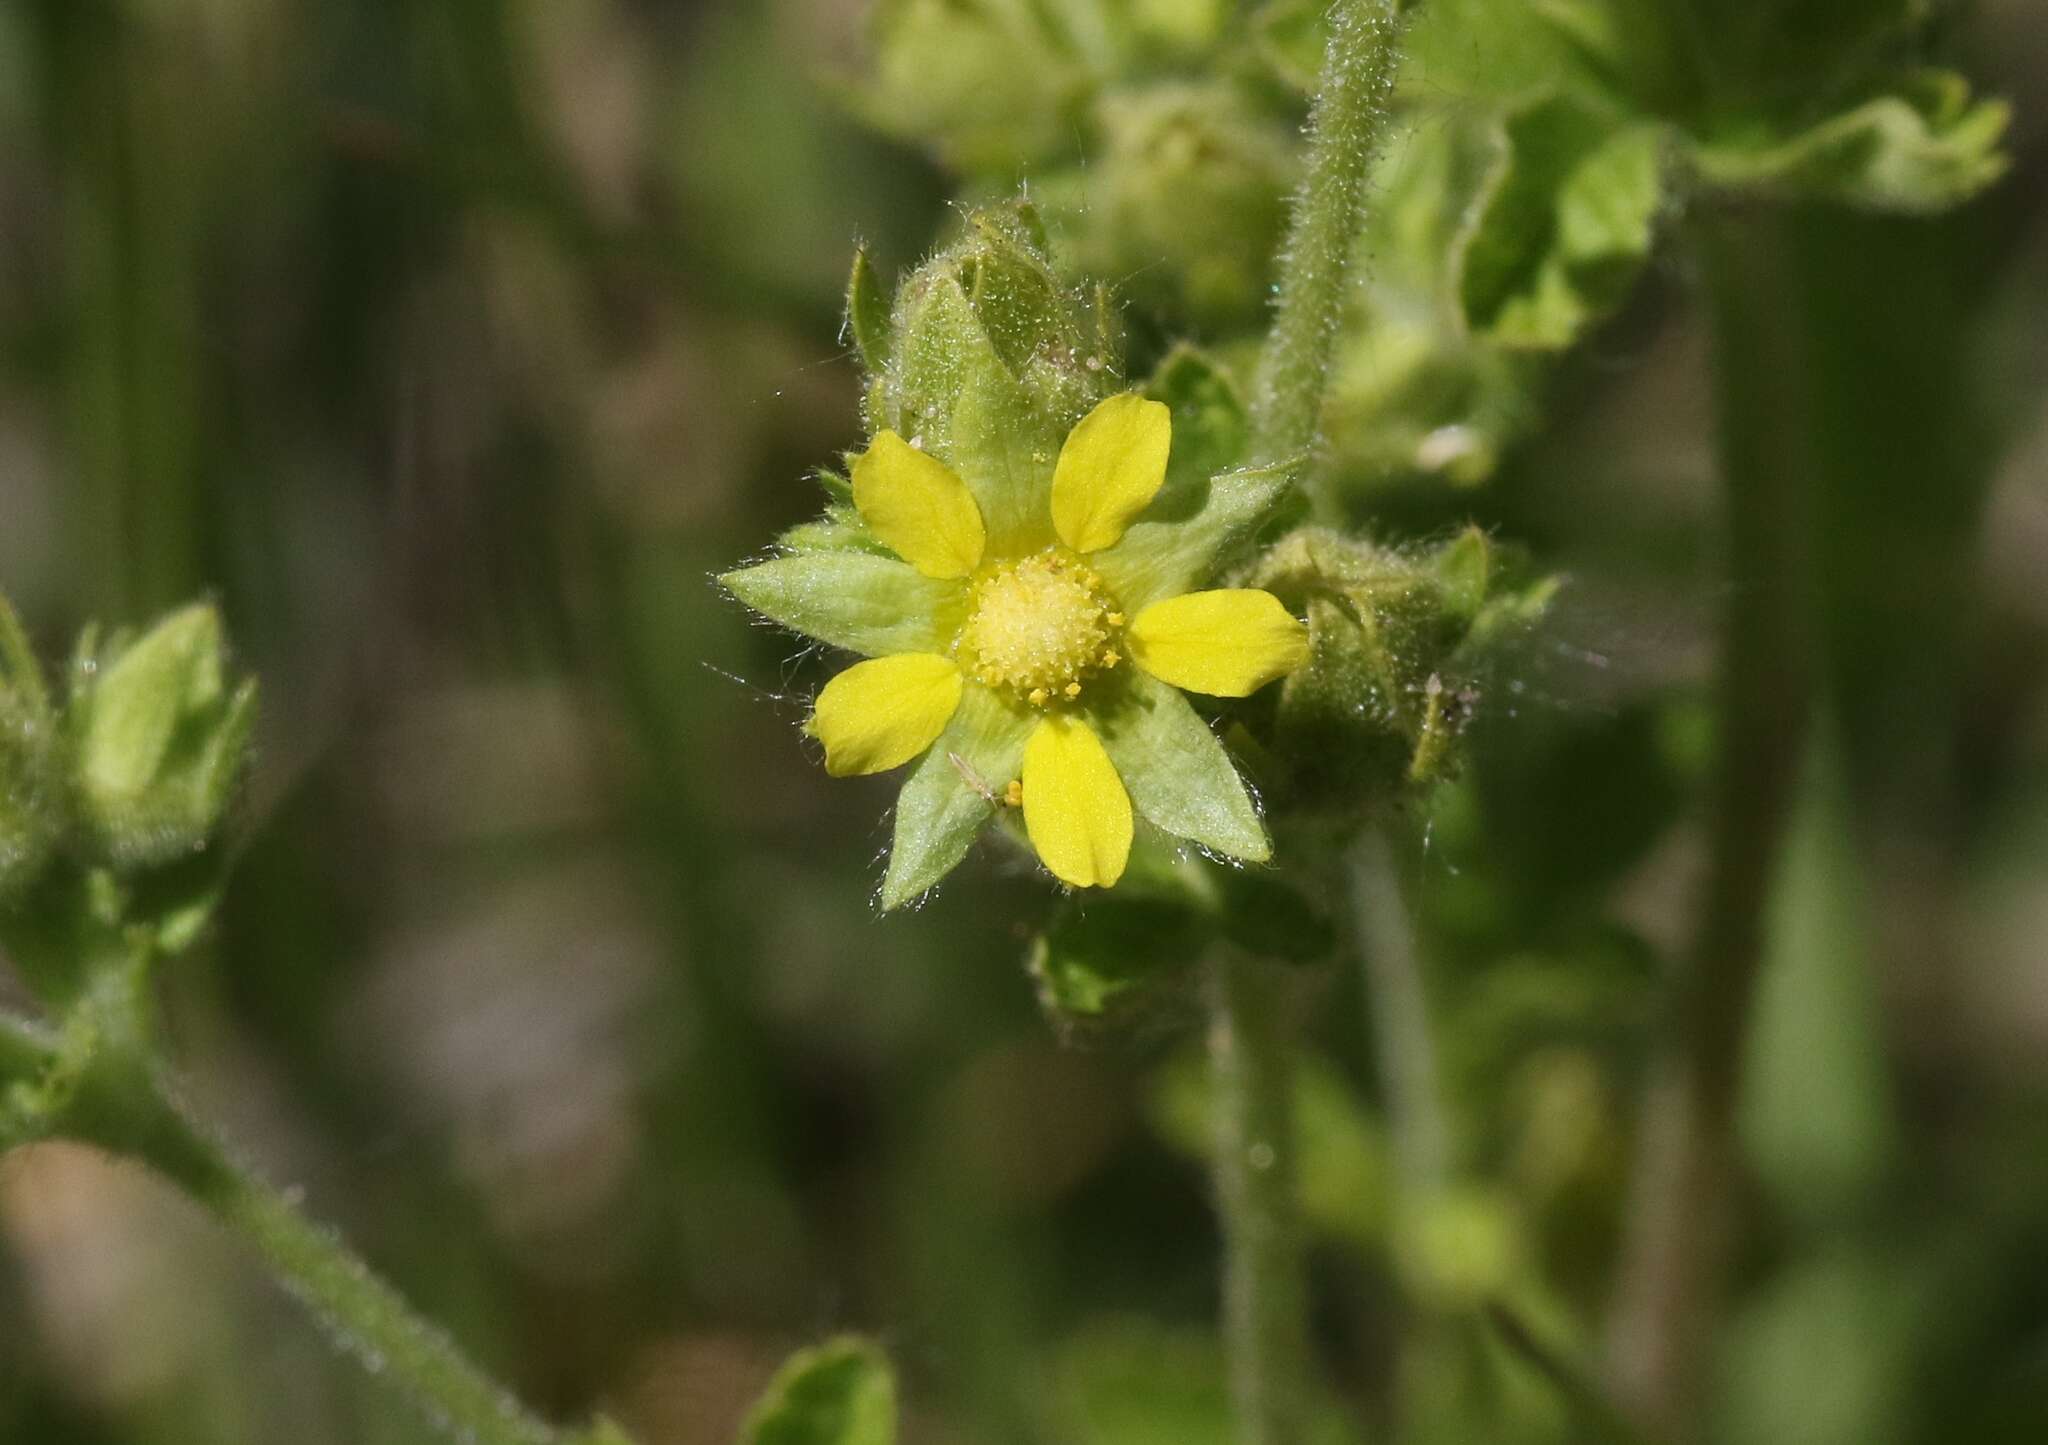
[122,1073,565,1445]
[1250,0,1405,474]
[1347,828,1448,1201]
[1602,208,1815,1440]
[1211,951,1309,1445]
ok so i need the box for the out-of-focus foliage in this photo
[740,1337,896,1445]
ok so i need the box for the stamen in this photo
[955,549,1128,707]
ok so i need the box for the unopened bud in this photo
[70,604,257,871]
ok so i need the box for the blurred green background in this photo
[3,1,2048,1442]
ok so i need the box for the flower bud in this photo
[1247,527,1550,817]
[1048,84,1295,333]
[864,204,1118,509]
[69,604,257,871]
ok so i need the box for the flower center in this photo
[957,551,1125,707]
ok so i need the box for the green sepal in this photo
[1094,672,1268,863]
[867,209,1113,552]
[741,1336,896,1445]
[811,466,857,509]
[1251,528,1554,813]
[846,247,892,374]
[1689,70,2009,215]
[1457,93,1663,351]
[68,605,259,873]
[779,504,891,557]
[721,552,965,658]
[1094,459,1296,611]
[881,684,1031,909]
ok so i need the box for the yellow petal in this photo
[812,654,963,777]
[1050,393,1172,554]
[851,431,987,579]
[1127,589,1310,697]
[1021,716,1133,889]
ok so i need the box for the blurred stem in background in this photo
[1211,950,1309,1445]
[1604,208,1819,1439]
[1349,828,1448,1203]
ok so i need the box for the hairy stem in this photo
[1212,951,1309,1445]
[1250,0,1405,474]
[121,1075,565,1445]
[1602,209,1816,1439]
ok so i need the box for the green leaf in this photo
[1144,345,1251,492]
[1031,893,1205,1020]
[1094,459,1295,611]
[1458,95,1663,350]
[1690,70,2010,215]
[846,247,892,374]
[1094,673,1268,863]
[742,1337,896,1445]
[721,552,965,657]
[881,684,1031,908]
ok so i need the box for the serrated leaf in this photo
[1094,672,1268,863]
[881,683,1031,908]
[721,552,964,657]
[1458,95,1662,350]
[846,248,892,373]
[742,1337,895,1445]
[1690,69,2009,215]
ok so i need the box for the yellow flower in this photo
[732,393,1307,900]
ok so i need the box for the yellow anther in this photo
[1003,779,1023,807]
[956,549,1128,703]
